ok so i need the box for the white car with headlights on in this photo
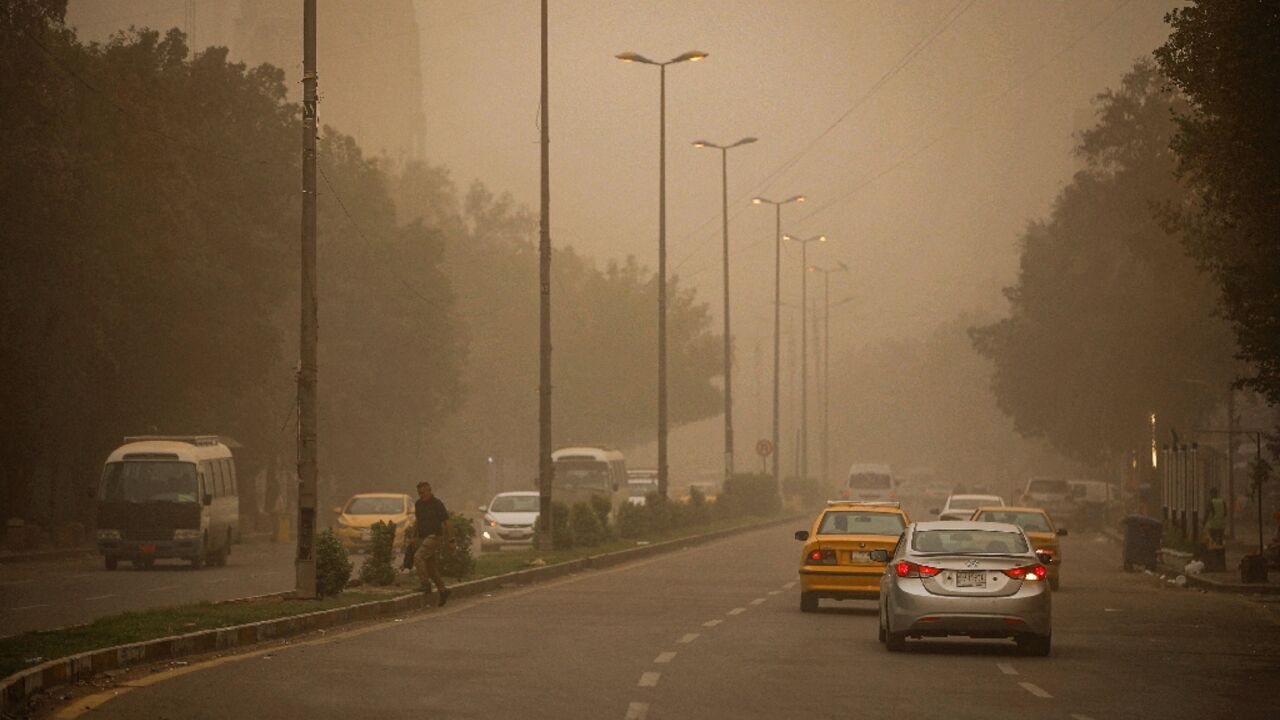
[875,521,1053,655]
[479,491,540,551]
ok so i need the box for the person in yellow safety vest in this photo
[1204,487,1227,548]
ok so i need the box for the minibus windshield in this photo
[100,462,198,503]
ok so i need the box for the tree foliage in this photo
[1155,0,1280,404]
[970,62,1236,466]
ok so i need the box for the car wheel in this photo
[1017,633,1051,657]
[878,619,887,644]
[800,592,818,613]
[885,631,907,652]
[191,536,207,570]
[104,556,118,571]
[1049,577,1060,591]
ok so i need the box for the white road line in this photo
[728,607,746,616]
[203,578,230,585]
[84,594,117,602]
[767,590,781,596]
[1019,682,1052,699]
[1070,715,1097,720]
[146,585,180,593]
[250,571,279,578]
[750,598,766,605]
[703,619,722,628]
[624,702,649,720]
[677,633,699,644]
[996,662,1018,675]
[783,581,796,589]
[638,672,660,687]
[654,651,676,664]
[66,572,101,580]
[11,604,49,611]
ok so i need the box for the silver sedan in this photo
[873,521,1052,655]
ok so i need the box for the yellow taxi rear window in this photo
[818,511,904,535]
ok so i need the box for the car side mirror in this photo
[929,508,940,516]
[332,506,343,515]
[1056,528,1068,536]
[869,549,890,563]
[478,505,489,513]
[1035,550,1053,564]
[202,494,213,507]
[794,530,809,542]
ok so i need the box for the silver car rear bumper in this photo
[885,577,1051,638]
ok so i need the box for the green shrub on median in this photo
[571,501,606,547]
[316,529,353,597]
[440,513,476,579]
[359,521,398,586]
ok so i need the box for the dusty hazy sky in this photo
[66,0,1178,471]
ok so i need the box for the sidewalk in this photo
[1101,526,1280,594]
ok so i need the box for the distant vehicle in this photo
[1020,477,1075,518]
[842,463,896,503]
[1067,479,1121,526]
[626,468,659,506]
[681,482,718,503]
[552,446,626,517]
[794,501,910,612]
[875,521,1053,655]
[333,493,414,553]
[95,436,239,570]
[971,506,1068,590]
[479,491,540,551]
[934,494,1005,521]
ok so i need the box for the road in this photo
[47,524,1280,719]
[0,543,297,637]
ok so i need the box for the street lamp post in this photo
[693,137,757,486]
[783,234,825,484]
[617,49,707,500]
[807,262,848,488]
[751,195,805,495]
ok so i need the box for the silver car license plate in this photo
[850,551,871,563]
[956,571,986,588]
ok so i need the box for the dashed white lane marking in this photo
[728,607,746,615]
[703,619,722,628]
[638,672,660,687]
[750,598,766,605]
[1019,682,1052,698]
[654,652,676,664]
[203,578,230,585]
[66,572,101,579]
[146,584,180,593]
[84,594,117,601]
[250,571,278,578]
[12,604,49,611]
[783,581,796,589]
[767,590,781,596]
[1070,714,1096,720]
[677,633,699,644]
[624,702,649,720]
[996,662,1018,675]
[1,579,37,587]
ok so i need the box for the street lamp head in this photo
[692,140,715,149]
[671,50,709,63]
[788,195,807,204]
[616,51,656,65]
[731,137,758,148]
[817,235,827,243]
[807,266,819,272]
[752,197,765,205]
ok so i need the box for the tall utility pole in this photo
[808,262,848,487]
[295,0,318,599]
[693,137,757,486]
[752,195,804,494]
[616,49,707,499]
[536,0,554,550]
[1227,387,1237,540]
[784,234,826,482]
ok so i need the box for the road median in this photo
[1,513,803,715]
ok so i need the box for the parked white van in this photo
[551,446,626,515]
[842,463,897,503]
[95,436,239,569]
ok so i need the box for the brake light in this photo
[1003,564,1047,581]
[894,561,941,578]
[806,548,837,565]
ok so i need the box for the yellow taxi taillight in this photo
[806,548,837,565]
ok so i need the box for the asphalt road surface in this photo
[0,543,297,637]
[49,525,1280,719]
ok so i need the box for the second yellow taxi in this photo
[794,501,910,612]
[970,505,1067,590]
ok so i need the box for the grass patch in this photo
[0,591,406,680]
[2,514,778,681]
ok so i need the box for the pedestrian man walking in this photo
[413,481,453,606]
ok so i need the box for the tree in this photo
[1155,1,1280,404]
[970,62,1236,467]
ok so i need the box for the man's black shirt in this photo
[415,496,448,538]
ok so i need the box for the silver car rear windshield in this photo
[912,529,1029,554]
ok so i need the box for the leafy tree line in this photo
[970,61,1237,468]
[0,2,724,532]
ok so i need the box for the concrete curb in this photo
[1,514,803,714]
[0,547,96,565]
[1184,572,1280,595]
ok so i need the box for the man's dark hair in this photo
[417,481,431,490]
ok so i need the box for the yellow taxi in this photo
[794,501,910,612]
[333,493,415,552]
[970,506,1067,590]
